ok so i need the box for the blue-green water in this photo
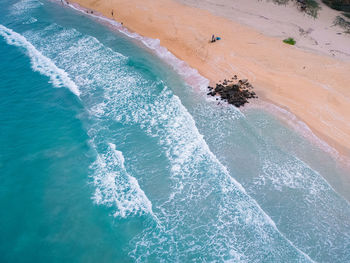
[0,0,350,262]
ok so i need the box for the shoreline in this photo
[63,0,350,161]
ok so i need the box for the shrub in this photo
[283,37,296,45]
[322,0,350,12]
[271,0,321,17]
[333,15,350,33]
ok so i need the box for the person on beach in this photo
[111,10,114,17]
[211,35,221,42]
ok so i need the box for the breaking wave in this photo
[0,24,80,97]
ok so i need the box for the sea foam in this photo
[91,143,153,218]
[0,24,80,97]
[122,88,314,262]
[10,0,43,16]
[4,0,350,261]
[10,5,313,259]
[61,1,209,92]
[39,5,314,259]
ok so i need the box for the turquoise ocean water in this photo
[0,0,350,261]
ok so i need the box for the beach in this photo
[68,0,350,158]
[2,0,350,261]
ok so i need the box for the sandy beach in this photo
[69,0,350,158]
[3,0,350,260]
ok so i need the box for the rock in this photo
[207,90,216,96]
[207,76,257,107]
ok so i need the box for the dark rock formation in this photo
[207,77,257,107]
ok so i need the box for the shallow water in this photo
[0,0,349,262]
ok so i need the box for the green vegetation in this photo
[271,0,321,17]
[304,0,321,17]
[333,15,350,33]
[271,0,350,18]
[272,0,289,4]
[283,37,296,45]
[323,0,350,19]
[322,0,350,12]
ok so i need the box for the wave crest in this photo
[0,24,80,97]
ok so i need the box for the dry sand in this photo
[69,0,350,158]
[177,0,350,60]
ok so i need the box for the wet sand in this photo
[69,0,350,158]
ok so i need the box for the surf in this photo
[0,24,80,97]
[91,143,154,218]
[18,15,314,260]
[1,0,350,261]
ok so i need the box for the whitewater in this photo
[0,0,349,262]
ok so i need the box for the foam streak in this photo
[91,143,153,218]
[0,24,80,97]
